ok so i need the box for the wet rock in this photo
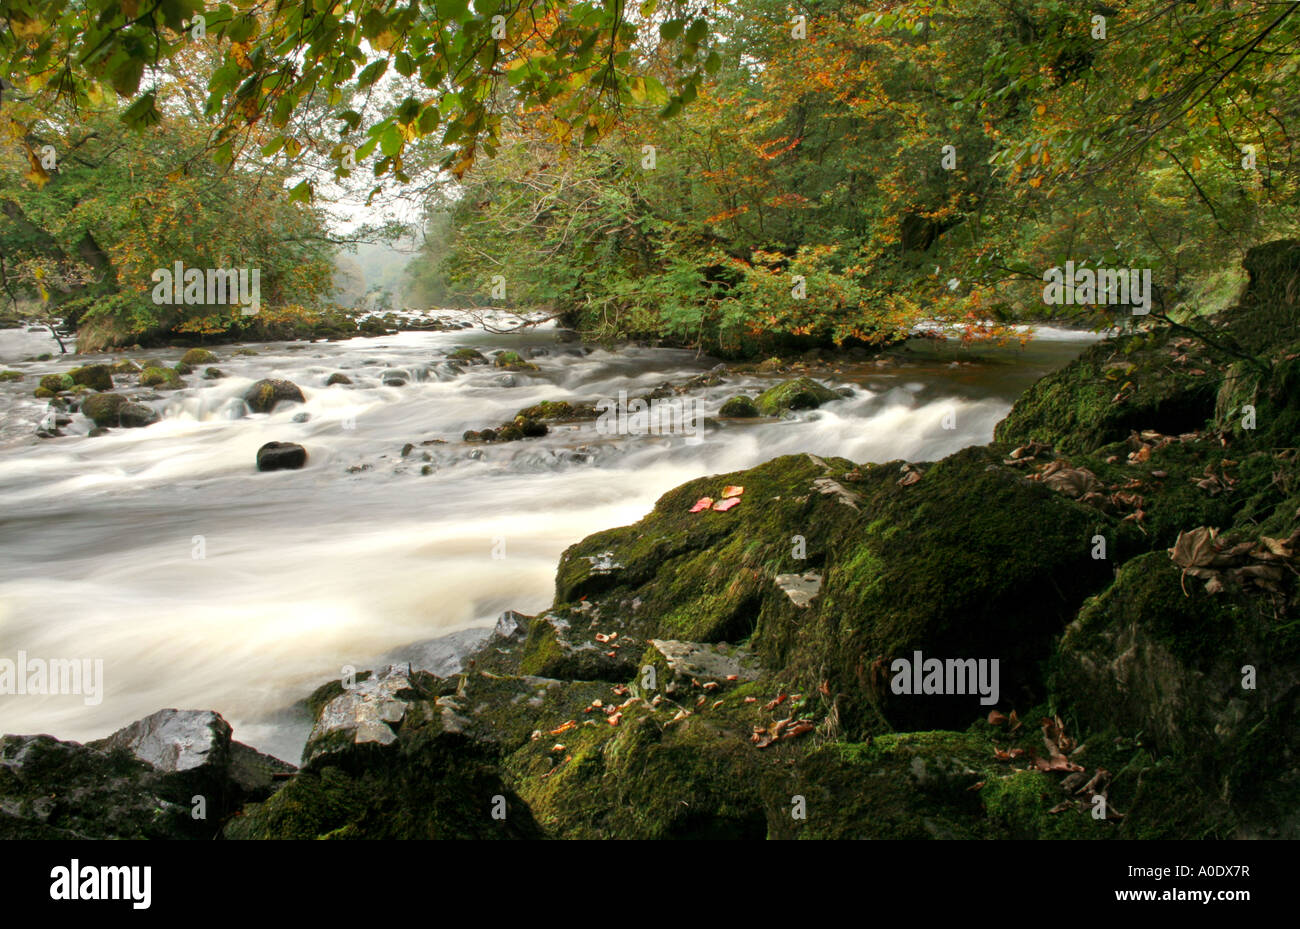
[244,378,305,413]
[203,367,225,379]
[381,369,408,387]
[302,665,416,767]
[117,402,160,428]
[325,372,352,386]
[494,610,532,641]
[256,441,307,471]
[292,412,311,423]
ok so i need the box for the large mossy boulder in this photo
[38,372,73,394]
[1,709,292,839]
[554,448,1127,736]
[244,378,305,413]
[80,392,127,427]
[140,365,182,389]
[1052,550,1299,836]
[754,376,839,415]
[180,348,218,365]
[70,363,113,391]
[994,328,1219,454]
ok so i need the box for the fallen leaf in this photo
[550,720,577,735]
[713,497,741,511]
[689,497,714,513]
[721,485,745,497]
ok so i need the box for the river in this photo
[0,315,1099,762]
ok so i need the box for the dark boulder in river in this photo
[244,378,305,413]
[117,402,160,429]
[257,441,307,471]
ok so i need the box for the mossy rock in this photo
[110,359,141,374]
[233,348,259,356]
[494,351,538,371]
[174,361,193,375]
[33,387,54,398]
[139,366,182,388]
[448,347,487,364]
[69,364,114,391]
[554,453,861,644]
[719,394,760,417]
[243,378,305,413]
[506,710,771,839]
[325,372,352,386]
[785,733,993,839]
[754,376,839,415]
[514,400,599,422]
[1052,549,1299,834]
[181,348,218,365]
[0,370,22,381]
[39,373,73,393]
[994,328,1218,454]
[80,392,127,428]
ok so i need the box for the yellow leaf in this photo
[1035,104,1046,116]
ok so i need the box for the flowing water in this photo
[0,315,1100,762]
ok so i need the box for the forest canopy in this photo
[2,0,1298,352]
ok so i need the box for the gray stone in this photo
[646,639,762,694]
[774,571,823,608]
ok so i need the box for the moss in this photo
[786,733,993,839]
[980,769,1104,839]
[33,387,53,398]
[754,377,839,415]
[0,370,23,381]
[181,348,218,365]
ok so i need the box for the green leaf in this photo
[356,59,388,88]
